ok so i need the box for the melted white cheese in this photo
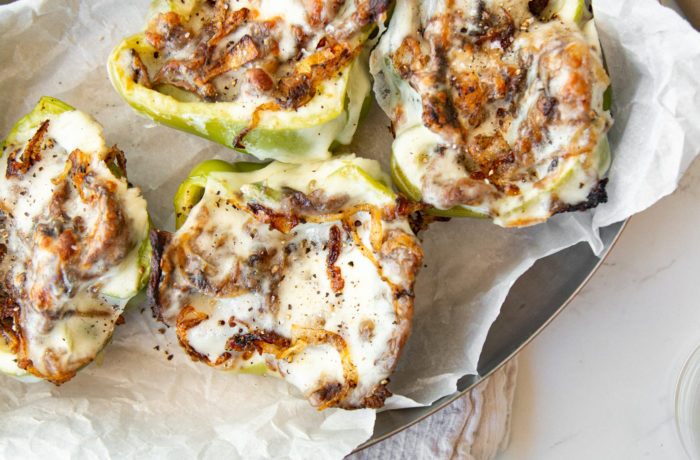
[212,155,395,208]
[257,0,311,59]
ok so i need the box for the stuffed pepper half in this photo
[0,97,150,384]
[149,156,423,409]
[109,0,392,163]
[371,0,612,226]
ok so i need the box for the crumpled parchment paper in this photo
[0,0,698,458]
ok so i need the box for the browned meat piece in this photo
[203,35,259,82]
[304,0,344,27]
[6,120,49,178]
[145,12,187,50]
[129,49,151,88]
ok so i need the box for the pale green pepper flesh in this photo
[174,159,269,228]
[2,96,73,150]
[390,154,488,219]
[174,158,397,228]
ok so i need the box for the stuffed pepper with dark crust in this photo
[0,97,150,384]
[109,0,392,163]
[149,156,422,409]
[371,0,612,226]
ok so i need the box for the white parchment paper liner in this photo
[0,0,698,458]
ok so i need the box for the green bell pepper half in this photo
[0,97,154,378]
[374,0,612,222]
[107,1,376,163]
[167,155,398,378]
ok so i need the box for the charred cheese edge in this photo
[149,156,423,409]
[0,101,150,383]
[371,0,613,227]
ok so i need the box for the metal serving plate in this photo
[358,0,700,450]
